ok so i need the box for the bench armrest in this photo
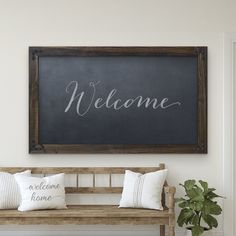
[164,186,176,213]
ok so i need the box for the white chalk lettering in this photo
[64,81,181,117]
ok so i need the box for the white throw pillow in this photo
[0,170,31,209]
[15,173,67,211]
[119,169,167,210]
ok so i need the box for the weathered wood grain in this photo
[0,166,161,174]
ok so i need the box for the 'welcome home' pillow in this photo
[0,170,31,209]
[15,173,67,211]
[119,169,167,210]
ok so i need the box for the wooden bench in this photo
[0,163,176,236]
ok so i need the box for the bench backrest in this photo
[0,163,166,205]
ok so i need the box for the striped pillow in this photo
[0,170,31,209]
[119,169,167,210]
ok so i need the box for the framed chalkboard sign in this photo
[29,47,207,154]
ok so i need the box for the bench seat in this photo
[0,205,173,225]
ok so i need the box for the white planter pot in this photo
[185,228,213,236]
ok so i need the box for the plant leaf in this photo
[194,202,203,211]
[191,225,204,236]
[190,214,200,225]
[202,214,218,228]
[184,180,196,190]
[207,188,216,193]
[199,180,208,193]
[187,187,204,202]
[175,197,187,203]
[178,201,189,208]
[177,209,194,227]
[206,191,223,199]
[204,200,222,215]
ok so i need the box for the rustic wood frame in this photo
[29,47,207,154]
[0,163,176,236]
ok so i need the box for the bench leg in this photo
[160,225,165,236]
[168,225,175,236]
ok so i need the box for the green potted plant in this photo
[176,180,223,236]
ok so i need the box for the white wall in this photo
[233,43,236,236]
[0,0,236,235]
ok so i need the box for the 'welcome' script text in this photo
[64,81,181,117]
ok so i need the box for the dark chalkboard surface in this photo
[29,47,207,153]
